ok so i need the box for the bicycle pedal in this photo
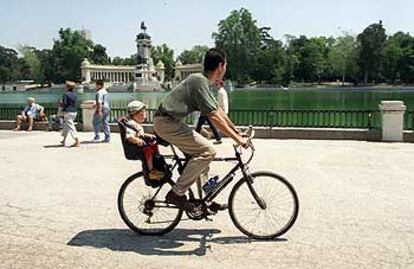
[204,216,213,222]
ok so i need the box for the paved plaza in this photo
[0,130,413,269]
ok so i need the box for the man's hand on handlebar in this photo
[236,136,250,149]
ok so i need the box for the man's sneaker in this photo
[101,139,110,143]
[208,202,228,213]
[213,140,222,145]
[165,190,188,211]
[91,137,101,143]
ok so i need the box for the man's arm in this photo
[96,102,102,114]
[96,94,102,114]
[208,110,244,145]
[216,108,239,134]
[95,92,103,114]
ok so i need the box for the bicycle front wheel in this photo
[229,171,299,239]
[118,172,183,236]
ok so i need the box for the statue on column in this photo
[140,21,147,32]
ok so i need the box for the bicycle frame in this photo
[161,142,266,209]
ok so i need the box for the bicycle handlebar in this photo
[233,126,255,164]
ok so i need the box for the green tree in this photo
[0,46,18,82]
[178,45,209,64]
[357,21,387,84]
[327,34,358,84]
[50,28,93,83]
[34,49,54,83]
[212,8,261,84]
[252,38,287,85]
[383,32,414,83]
[112,54,137,66]
[286,36,327,82]
[49,28,108,83]
[151,44,174,80]
[0,46,29,83]
[18,45,45,83]
[90,44,110,64]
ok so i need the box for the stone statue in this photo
[140,21,147,32]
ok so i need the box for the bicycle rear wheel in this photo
[118,172,183,235]
[229,171,299,239]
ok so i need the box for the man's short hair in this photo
[96,79,104,87]
[203,48,226,73]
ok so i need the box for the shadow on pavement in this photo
[43,144,64,148]
[80,141,102,145]
[67,228,287,256]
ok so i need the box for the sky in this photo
[0,0,413,58]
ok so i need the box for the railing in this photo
[109,108,380,129]
[0,105,83,122]
[405,111,414,130]
[228,109,381,129]
[1,105,412,130]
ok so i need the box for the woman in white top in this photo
[216,81,229,114]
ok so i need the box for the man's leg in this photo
[154,116,216,196]
[102,109,110,142]
[27,116,33,131]
[58,117,64,129]
[67,112,80,147]
[92,113,101,141]
[14,115,25,131]
[195,115,206,132]
[61,114,68,144]
[47,115,56,130]
[206,118,221,143]
[196,116,213,139]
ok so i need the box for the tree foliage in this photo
[151,44,174,80]
[213,8,261,84]
[357,21,387,84]
[2,13,414,85]
[178,45,209,64]
[0,46,34,83]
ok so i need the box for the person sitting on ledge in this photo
[35,104,47,122]
[47,100,64,131]
[14,97,39,132]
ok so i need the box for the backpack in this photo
[117,117,170,187]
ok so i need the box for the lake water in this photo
[1,87,414,111]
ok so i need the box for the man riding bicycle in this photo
[153,48,248,212]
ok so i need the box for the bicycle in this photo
[117,127,299,239]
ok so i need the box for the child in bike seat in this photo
[125,100,165,180]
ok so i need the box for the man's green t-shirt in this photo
[159,73,218,120]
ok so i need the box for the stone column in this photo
[379,101,406,142]
[80,100,96,131]
[83,68,91,83]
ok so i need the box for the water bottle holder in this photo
[203,176,219,194]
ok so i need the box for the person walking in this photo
[92,79,111,143]
[195,114,222,144]
[60,81,80,147]
[216,80,229,115]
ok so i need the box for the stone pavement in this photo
[0,130,413,269]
